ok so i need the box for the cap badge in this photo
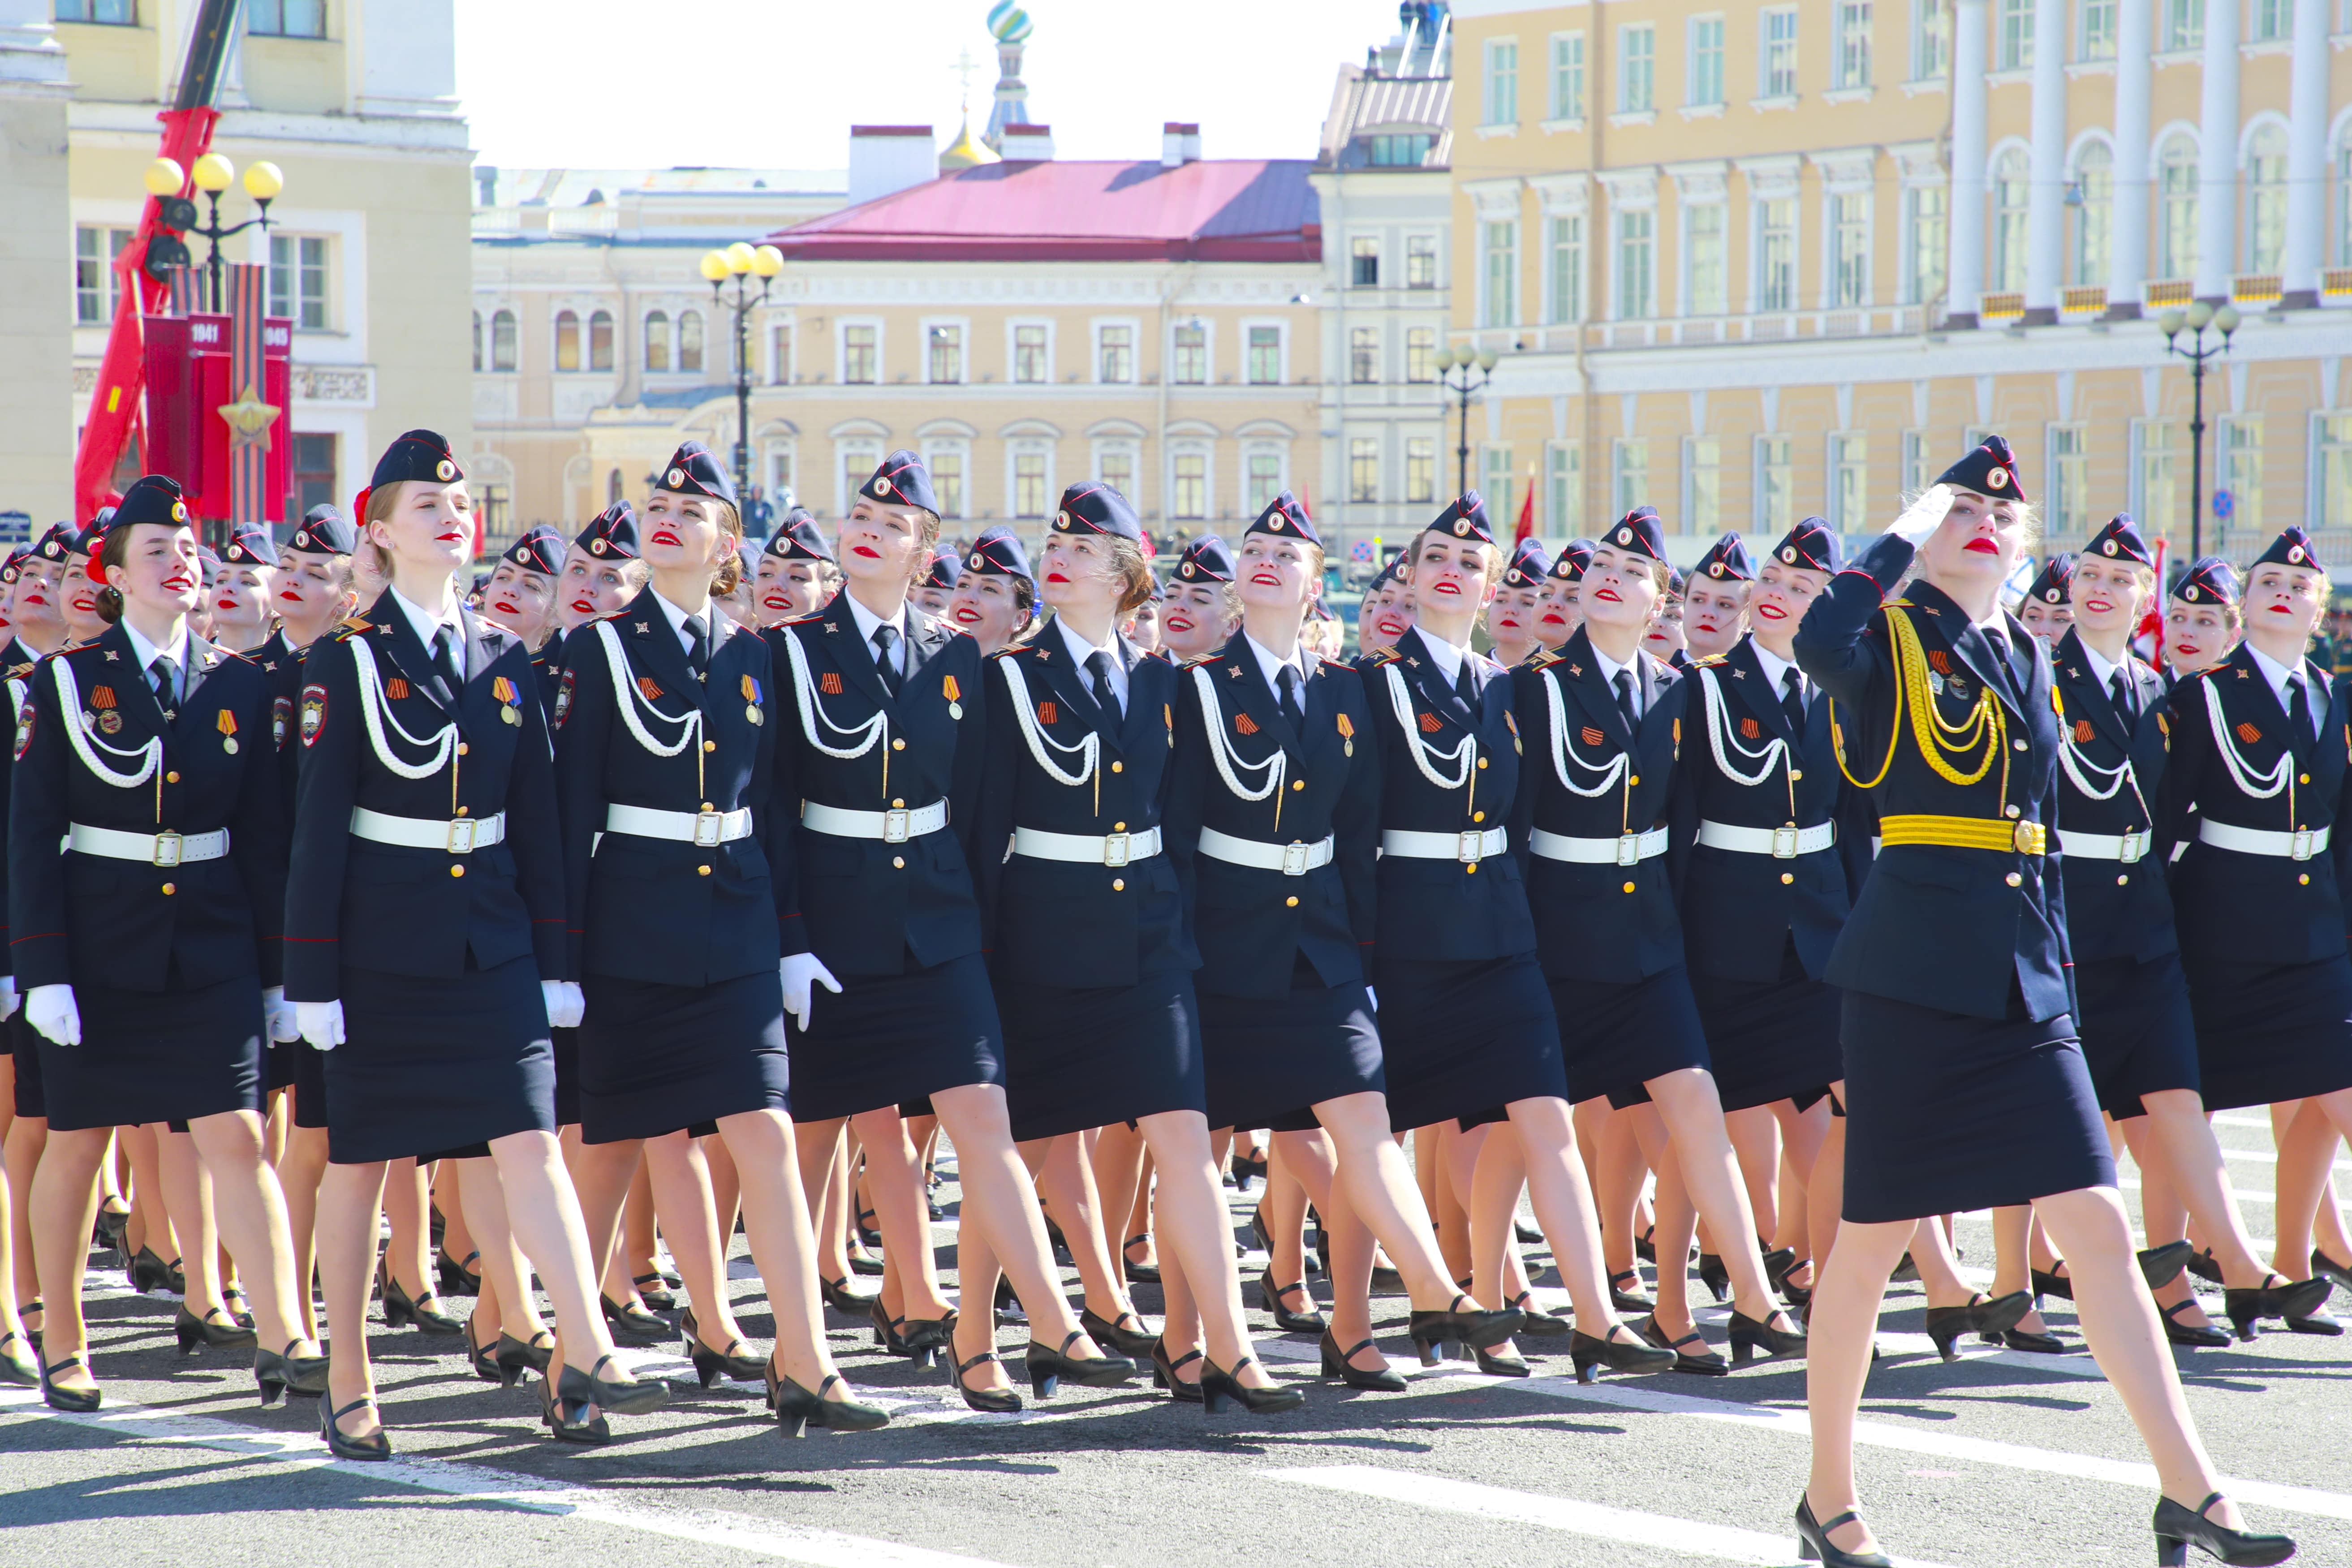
[667,467,685,487]
[2290,545,2307,564]
[1269,516,1284,531]
[873,477,894,497]
[1986,467,2007,490]
[2103,541,2117,555]
[2186,586,2203,601]
[1781,547,1796,563]
[436,459,457,481]
[969,554,984,570]
[1055,510,1071,528]
[1452,519,1469,537]
[1617,528,1633,545]
[1708,563,1723,577]
[591,539,607,555]
[2046,589,2060,603]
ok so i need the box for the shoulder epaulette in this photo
[1362,647,1402,666]
[58,638,99,655]
[1644,651,1674,672]
[1181,653,1217,670]
[1693,654,1730,668]
[1317,655,1350,671]
[778,612,823,629]
[4,662,32,681]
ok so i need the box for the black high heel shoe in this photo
[1121,1234,1161,1285]
[2152,1492,2296,1566]
[601,1292,668,1338]
[2139,1240,2198,1290]
[1727,1308,1807,1365]
[1472,1340,1531,1377]
[680,1309,767,1389]
[542,1380,609,1446]
[1404,1293,1522,1366]
[2031,1265,2074,1302]
[127,1245,174,1295]
[220,1284,257,1331]
[869,1300,948,1367]
[846,1246,886,1278]
[1695,1251,1732,1303]
[1794,1495,1891,1568]
[1318,1329,1406,1392]
[768,1361,889,1438]
[631,1272,677,1313]
[1259,1271,1327,1334]
[0,1330,36,1387]
[254,1341,329,1406]
[1023,1330,1137,1399]
[38,1353,99,1413]
[1229,1149,1268,1191]
[1507,1290,1573,1338]
[2163,1298,2235,1349]
[1634,1224,1658,1264]
[1199,1354,1304,1415]
[175,1305,258,1354]
[95,1201,130,1252]
[463,1316,504,1383]
[557,1352,668,1417]
[2283,1309,2343,1335]
[2312,1249,2352,1293]
[1922,1291,2030,1361]
[435,1247,482,1297]
[497,1330,554,1384]
[1152,1337,1206,1403]
[2223,1274,2332,1339]
[2187,1247,2227,1285]
[1079,1306,1160,1359]
[1568,1325,1676,1383]
[950,1350,1022,1413]
[1608,1267,1654,1313]
[819,1275,872,1314]
[2002,1325,2069,1353]
[322,1395,392,1460]
[378,1264,464,1336]
[20,1297,40,1353]
[1636,1314,1727,1375]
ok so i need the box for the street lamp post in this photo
[1440,341,1499,503]
[141,153,285,310]
[2159,299,2241,562]
[700,242,784,509]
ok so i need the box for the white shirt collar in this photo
[1747,637,1797,693]
[1243,631,1307,694]
[2246,641,2313,720]
[387,582,464,651]
[121,618,190,682]
[843,591,907,670]
[1588,639,1638,707]
[649,588,717,656]
[1411,626,1465,685]
[2076,637,2120,690]
[1054,615,1130,710]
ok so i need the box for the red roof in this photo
[767,159,1321,263]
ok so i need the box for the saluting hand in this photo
[27,984,81,1047]
[542,979,586,1030]
[1886,483,1954,547]
[779,953,842,1034]
[296,999,346,1051]
[262,986,300,1044]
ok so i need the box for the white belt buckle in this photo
[2292,828,2314,862]
[694,810,725,848]
[1771,825,1800,860]
[2119,830,2146,865]
[1103,831,1132,868]
[151,830,183,869]
[1457,830,1484,864]
[1281,841,1310,877]
[446,818,478,855]
[1615,832,1641,867]
[883,808,911,844]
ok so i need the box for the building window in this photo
[1913,0,1950,78]
[1369,134,1434,166]
[1687,203,1726,315]
[292,432,336,517]
[1756,435,1795,533]
[767,444,795,505]
[1761,8,1800,98]
[1615,209,1654,319]
[2159,137,2199,280]
[1831,192,1870,306]
[1012,449,1050,518]
[1484,447,1516,525]
[1993,148,2031,291]
[1997,0,2033,69]
[1482,220,1518,327]
[1835,3,1872,90]
[2135,421,2180,535]
[1014,323,1049,383]
[2073,143,2114,285]
[1483,38,1519,125]
[768,323,790,383]
[838,442,881,514]
[1351,326,1379,384]
[1406,327,1439,382]
[929,448,966,520]
[1759,198,1798,310]
[248,0,326,37]
[2250,0,2289,39]
[678,310,704,373]
[471,311,482,372]
[1827,434,1868,531]
[1684,437,1721,535]
[1097,445,1137,496]
[582,310,610,372]
[1247,450,1284,514]
[553,309,580,373]
[1407,234,1439,288]
[2043,425,2088,538]
[1352,236,1380,287]
[55,0,135,21]
[1350,438,1380,503]
[1247,325,1282,384]
[644,310,670,373]
[1612,439,1648,517]
[2080,0,2118,58]
[2163,0,2203,52]
[1098,323,1134,383]
[842,323,876,384]
[1173,323,1207,384]
[1902,429,1932,494]
[1907,186,1947,304]
[2247,125,2288,275]
[73,226,131,324]
[1407,438,1436,504]
[1171,452,1207,520]
[1550,32,1585,120]
[2218,418,2262,538]
[2315,415,2352,530]
[491,309,516,371]
[1548,444,1581,532]
[1549,213,1586,322]
[268,234,329,330]
[929,323,963,384]
[1688,17,1724,107]
[1619,24,1654,113]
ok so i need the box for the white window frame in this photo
[1546,211,1587,324]
[1826,431,1869,532]
[921,315,969,386]
[1681,197,1728,317]
[1167,441,1215,522]
[1090,438,1142,496]
[835,437,883,516]
[1618,22,1656,115]
[1483,37,1520,126]
[836,317,883,385]
[1241,441,1289,515]
[1546,442,1582,534]
[1754,433,1796,534]
[921,437,972,521]
[2309,412,2352,530]
[1833,1,1873,90]
[2129,418,2182,531]
[1825,188,1873,308]
[1007,317,1055,386]
[1479,218,1520,329]
[1682,435,1723,536]
[1759,7,1801,101]
[1547,30,1586,123]
[1911,0,1951,80]
[1687,15,1725,108]
[1169,318,1214,386]
[1241,319,1289,386]
[1092,317,1141,385]
[1612,206,1657,321]
[1611,437,1650,518]
[1005,438,1056,519]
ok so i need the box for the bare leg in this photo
[1259,1138,1312,1290]
[931,1083,1094,1355]
[456,1157,549,1353]
[28,1127,108,1391]
[849,1106,951,1321]
[2272,1093,2352,1279]
[1036,1133,1130,1323]
[381,1157,435,1302]
[319,1160,389,1442]
[432,1157,478,1290]
[1090,1120,1148,1274]
[121,1123,173,1276]
[184,1110,317,1354]
[702,1131,742,1253]
[1497,1100,1625,1335]
[1138,1109,1275,1383]
[1422,1123,1472,1283]
[482,1130,625,1386]
[1645,1069,1790,1327]
[5,1112,48,1333]
[1801,1090,1847,1312]
[717,1109,849,1395]
[1590,1098,1647,1287]
[1724,1104,1782,1242]
[638,1133,741,1347]
[1804,1215,1912,1557]
[1989,1204,2048,1333]
[621,1153,662,1296]
[276,1124,328,1339]
[155,1127,226,1318]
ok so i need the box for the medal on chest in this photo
[216,708,238,754]
[493,675,521,724]
[743,672,765,725]
[943,674,961,721]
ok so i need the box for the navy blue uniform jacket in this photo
[2049,627,2179,965]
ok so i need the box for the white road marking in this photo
[1265,1465,1966,1568]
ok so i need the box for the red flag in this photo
[1514,477,1536,544]
[2136,537,2168,664]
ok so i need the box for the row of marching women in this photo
[0,427,2336,1568]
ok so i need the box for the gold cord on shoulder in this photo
[1832,606,2007,793]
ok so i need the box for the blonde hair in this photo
[1409,527,1502,585]
[1105,535,1157,615]
[707,498,745,598]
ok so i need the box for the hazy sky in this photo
[455,0,1411,172]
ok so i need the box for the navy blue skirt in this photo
[1839,986,2114,1224]
[1377,952,1566,1133]
[2181,952,2352,1111]
[323,956,556,1165]
[578,969,790,1144]
[2073,952,2202,1119]
[998,969,1205,1143]
[9,1013,45,1120]
[290,1031,329,1130]
[550,1026,581,1128]
[788,949,1003,1124]
[264,1039,300,1094]
[1689,938,1841,1114]
[39,972,263,1134]
[1201,956,1383,1133]
[1557,963,1715,1111]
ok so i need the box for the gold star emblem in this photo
[103,650,118,662]
[636,623,650,633]
[216,382,281,454]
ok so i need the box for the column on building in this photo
[2279,0,2332,309]
[2193,0,2242,302]
[1947,0,1991,327]
[2106,0,2155,317]
[2022,0,2068,323]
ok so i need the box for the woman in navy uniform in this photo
[2018,553,2076,645]
[965,480,1297,1415]
[14,475,327,1413]
[479,526,566,689]
[559,504,646,640]
[911,553,959,620]
[1486,538,1549,669]
[1360,493,1663,1382]
[288,431,665,1456]
[1532,538,1594,656]
[754,508,833,631]
[1355,557,1413,657]
[210,526,280,655]
[941,527,1036,655]
[764,452,1133,1403]
[1792,438,2290,1568]
[2164,522,2352,1324]
[2163,558,2240,681]
[1159,534,1235,664]
[1512,505,1803,1371]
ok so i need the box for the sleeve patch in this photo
[271,694,293,751]
[300,684,327,747]
[553,666,577,730]
[13,701,33,762]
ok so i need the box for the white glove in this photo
[296,999,346,1051]
[263,986,300,1043]
[27,983,81,1047]
[541,979,585,1030]
[1364,985,1378,1013]
[1886,483,1954,547]
[778,952,841,1034]
[0,976,17,1022]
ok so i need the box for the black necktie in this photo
[683,613,710,678]
[871,623,900,698]
[2288,673,2312,752]
[2109,668,2136,725]
[1781,668,1806,732]
[150,655,177,711]
[1087,650,1121,719]
[1454,662,1476,706]
[429,626,461,694]
[1614,668,1638,732]
[1277,663,1305,727]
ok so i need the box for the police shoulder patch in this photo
[13,700,33,761]
[299,683,327,747]
[553,666,577,729]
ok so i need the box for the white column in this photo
[1947,0,1990,325]
[2279,0,2330,308]
[2193,0,2241,302]
[2107,0,2154,315]
[2022,0,2068,322]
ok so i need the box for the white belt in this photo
[1695,819,1836,859]
[605,803,753,846]
[1197,825,1334,877]
[68,823,228,867]
[1012,825,1163,867]
[351,806,506,854]
[801,798,948,843]
[1382,826,1508,863]
[2058,827,2153,864]
[2197,820,2331,861]
[1529,823,1669,866]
